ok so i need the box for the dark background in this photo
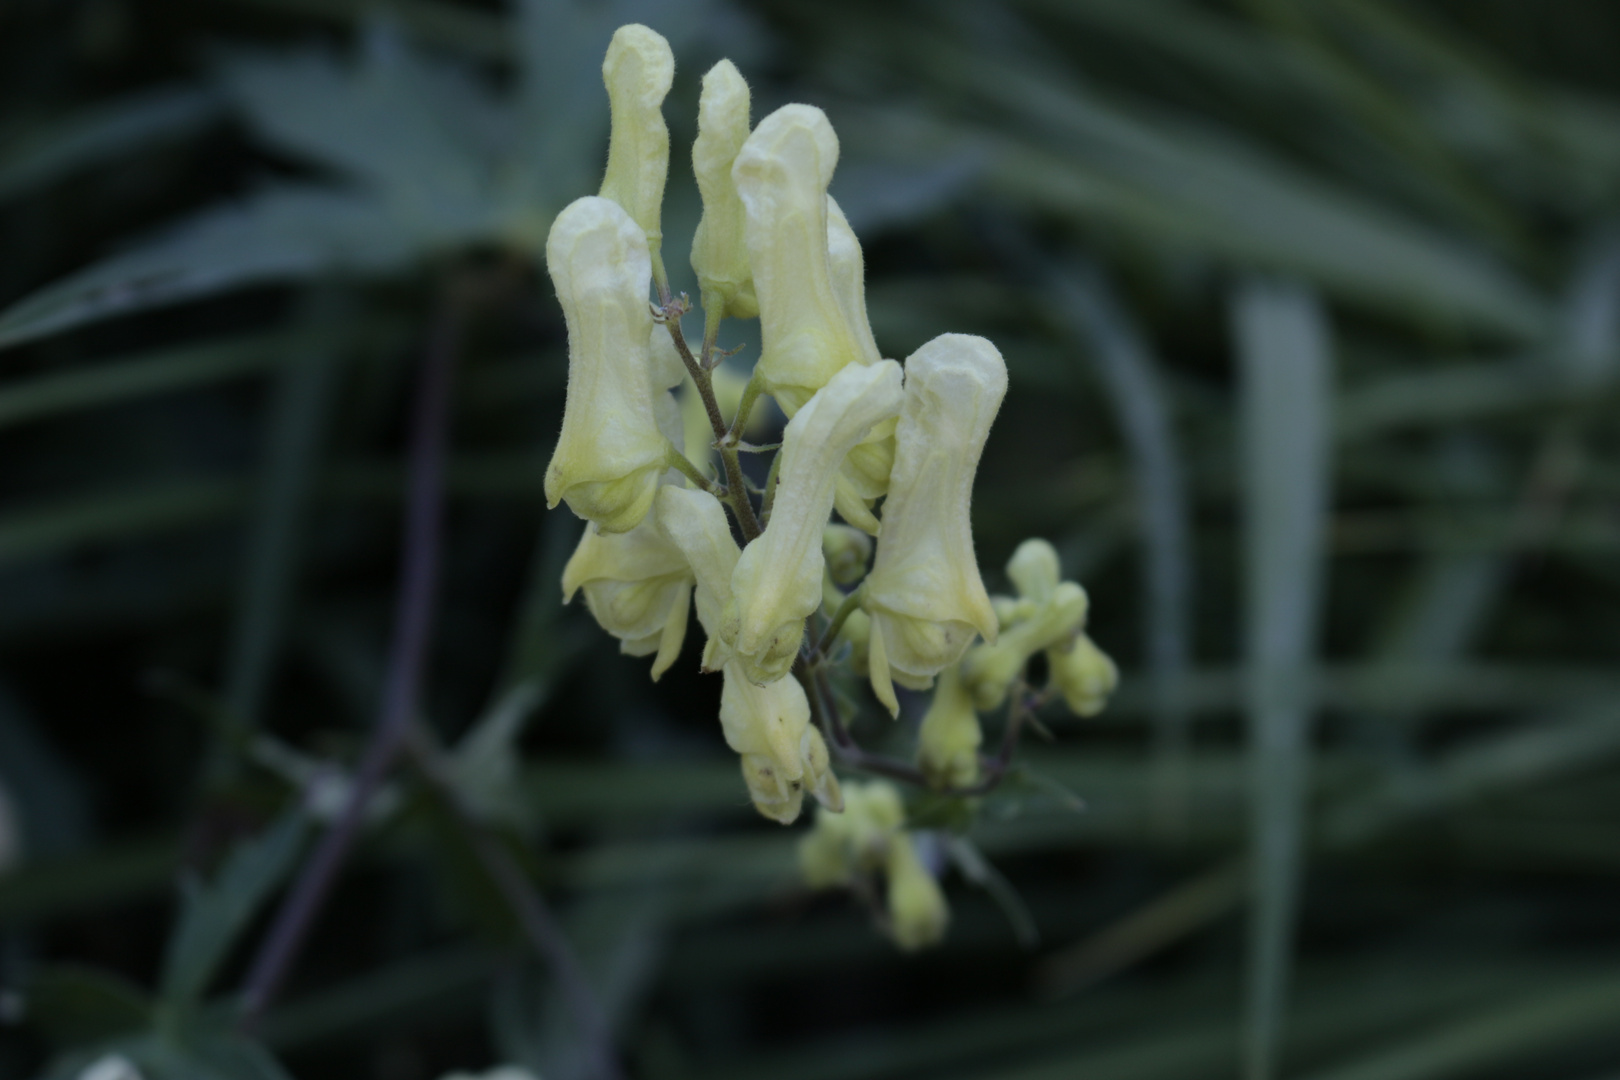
[1,1,1619,1078]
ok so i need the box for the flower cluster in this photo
[544,25,1116,943]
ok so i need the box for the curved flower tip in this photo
[734,104,871,416]
[725,359,903,684]
[917,664,981,789]
[599,24,674,268]
[561,514,692,680]
[863,333,1008,714]
[544,196,667,532]
[691,59,758,320]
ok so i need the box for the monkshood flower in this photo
[798,780,948,950]
[656,485,839,822]
[724,359,903,684]
[863,334,1007,715]
[732,105,869,417]
[561,513,691,681]
[543,196,669,532]
[916,664,981,789]
[597,24,674,289]
[690,59,757,321]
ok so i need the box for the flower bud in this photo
[725,360,903,684]
[917,665,981,789]
[690,60,757,320]
[1006,537,1061,603]
[598,25,673,282]
[543,196,668,532]
[863,334,1007,715]
[961,581,1088,710]
[822,523,873,586]
[1048,631,1118,717]
[733,105,870,416]
[562,515,692,680]
[886,836,949,951]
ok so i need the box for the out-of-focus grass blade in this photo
[1037,858,1248,998]
[1334,359,1616,440]
[0,477,248,569]
[0,86,224,203]
[0,333,288,428]
[1046,259,1194,837]
[1300,972,1620,1080]
[227,0,510,61]
[0,188,413,351]
[159,808,308,1006]
[0,683,92,859]
[1234,277,1334,1080]
[221,295,346,731]
[857,33,1550,338]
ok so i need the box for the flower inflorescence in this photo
[545,25,1117,949]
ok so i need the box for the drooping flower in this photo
[960,580,1087,711]
[561,515,691,681]
[886,835,949,951]
[863,333,1007,715]
[724,359,903,684]
[1050,631,1119,717]
[732,105,867,417]
[598,24,674,288]
[543,196,670,532]
[655,485,839,822]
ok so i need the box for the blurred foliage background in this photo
[2,0,1620,1078]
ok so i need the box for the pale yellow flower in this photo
[690,59,757,320]
[598,24,673,287]
[917,664,981,789]
[725,359,903,684]
[656,485,840,823]
[543,196,669,532]
[561,514,691,681]
[863,334,1007,715]
[826,195,897,534]
[797,779,905,887]
[733,105,869,416]
[887,836,949,950]
[822,523,873,586]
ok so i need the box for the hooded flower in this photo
[886,835,949,951]
[543,196,669,532]
[863,334,1007,715]
[733,105,869,417]
[1050,631,1119,717]
[826,195,897,534]
[655,485,840,822]
[561,515,691,681]
[724,359,903,684]
[598,24,674,287]
[690,59,757,320]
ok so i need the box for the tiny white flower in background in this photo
[77,1055,142,1080]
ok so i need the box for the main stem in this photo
[238,290,459,1028]
[658,291,761,543]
